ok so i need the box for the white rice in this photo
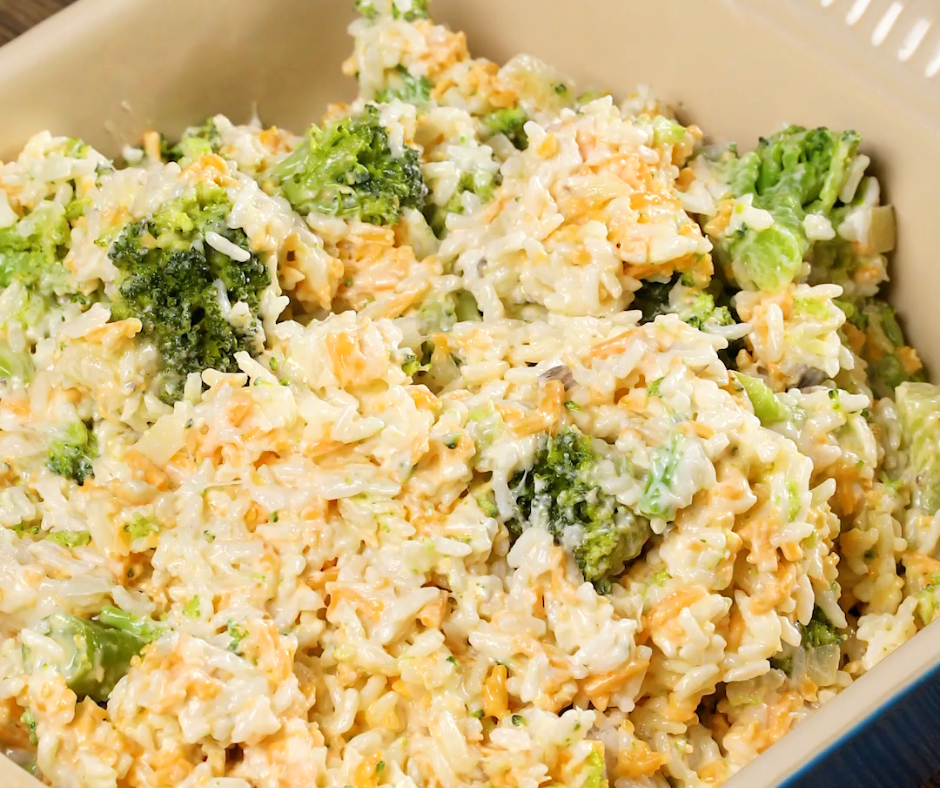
[0,5,934,788]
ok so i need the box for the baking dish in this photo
[1,1,940,786]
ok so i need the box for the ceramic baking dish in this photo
[1,0,940,786]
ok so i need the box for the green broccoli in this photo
[12,522,40,538]
[182,595,201,618]
[64,137,90,159]
[771,606,843,679]
[629,277,677,323]
[799,606,843,649]
[648,115,689,147]
[355,0,430,21]
[425,170,501,237]
[912,572,940,625]
[807,174,894,292]
[268,105,426,225]
[629,274,736,334]
[0,203,76,328]
[736,373,791,425]
[108,183,271,402]
[160,118,222,163]
[96,606,167,643]
[897,382,940,515]
[375,66,433,104]
[0,341,33,384]
[638,433,686,521]
[467,403,502,452]
[705,126,861,292]
[43,611,158,702]
[419,289,482,330]
[849,300,925,398]
[678,290,735,331]
[124,515,161,542]
[47,422,97,485]
[508,428,651,588]
[227,621,249,653]
[579,750,609,788]
[19,709,37,745]
[481,107,529,151]
[770,653,795,676]
[354,0,381,19]
[45,530,92,548]
[400,350,428,377]
[11,523,91,547]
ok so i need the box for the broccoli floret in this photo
[912,572,940,625]
[269,105,426,225]
[375,66,433,104]
[354,0,380,19]
[425,170,501,237]
[638,433,686,521]
[124,515,161,542]
[705,126,861,293]
[853,300,924,398]
[64,137,90,159]
[398,0,430,19]
[400,350,428,377]
[0,202,74,313]
[799,606,843,649]
[481,108,529,151]
[354,0,381,19]
[47,422,97,485]
[108,184,271,402]
[630,275,736,334]
[419,289,482,330]
[467,403,502,452]
[770,653,795,676]
[508,428,651,588]
[808,177,894,296]
[771,607,843,679]
[42,610,160,702]
[0,340,33,384]
[355,0,430,21]
[680,291,734,330]
[629,276,677,322]
[897,382,940,515]
[160,118,222,163]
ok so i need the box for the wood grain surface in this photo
[0,0,75,45]
[0,1,938,787]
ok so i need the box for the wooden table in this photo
[0,0,73,44]
[0,0,938,787]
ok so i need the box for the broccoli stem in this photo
[736,373,790,425]
[46,422,97,485]
[96,606,166,643]
[45,612,152,702]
